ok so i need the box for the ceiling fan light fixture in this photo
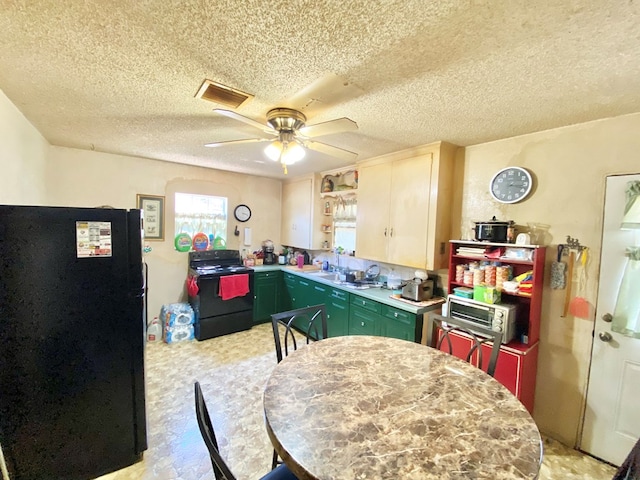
[264,140,283,161]
[282,141,305,165]
[264,137,306,173]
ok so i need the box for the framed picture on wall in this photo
[136,194,165,241]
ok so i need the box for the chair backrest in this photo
[194,382,238,480]
[271,304,328,363]
[426,312,503,377]
[613,436,640,480]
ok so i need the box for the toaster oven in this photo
[446,295,517,344]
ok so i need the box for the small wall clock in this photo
[233,204,252,222]
[490,167,533,204]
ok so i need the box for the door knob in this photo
[602,313,613,323]
[598,331,612,342]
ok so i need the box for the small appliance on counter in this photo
[262,239,276,265]
[401,270,434,302]
[474,216,514,243]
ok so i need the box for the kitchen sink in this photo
[306,271,333,278]
[333,280,384,290]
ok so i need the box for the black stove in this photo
[189,250,253,276]
[187,250,254,340]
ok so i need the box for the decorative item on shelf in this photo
[324,201,331,215]
[322,176,334,193]
[321,170,358,194]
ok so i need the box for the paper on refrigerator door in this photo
[76,221,113,257]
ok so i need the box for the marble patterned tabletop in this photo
[263,335,542,480]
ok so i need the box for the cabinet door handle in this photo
[384,228,387,237]
[361,322,365,327]
[390,227,393,237]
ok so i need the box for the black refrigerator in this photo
[0,205,147,480]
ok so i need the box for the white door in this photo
[581,174,640,465]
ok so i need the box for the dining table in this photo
[263,335,542,480]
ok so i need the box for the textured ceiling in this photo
[1,1,639,179]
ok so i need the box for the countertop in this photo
[264,335,542,479]
[252,265,444,315]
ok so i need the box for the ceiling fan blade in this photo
[205,138,271,148]
[298,117,358,138]
[306,140,358,162]
[213,109,276,134]
[284,73,365,116]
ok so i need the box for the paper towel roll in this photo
[244,227,251,246]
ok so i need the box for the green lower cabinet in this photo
[282,272,296,311]
[326,288,349,337]
[278,274,416,341]
[379,305,416,341]
[253,271,283,324]
[349,306,379,335]
[348,293,417,341]
[349,295,381,335]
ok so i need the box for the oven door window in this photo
[449,302,493,328]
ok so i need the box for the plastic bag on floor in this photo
[164,324,195,344]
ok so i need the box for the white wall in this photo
[1,87,283,328]
[0,90,48,204]
[457,112,640,445]
[46,147,282,319]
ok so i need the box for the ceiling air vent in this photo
[195,80,253,109]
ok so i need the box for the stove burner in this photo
[194,265,252,276]
[189,249,252,276]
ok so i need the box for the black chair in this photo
[269,304,328,469]
[194,382,298,480]
[271,304,328,363]
[613,437,640,480]
[426,312,503,377]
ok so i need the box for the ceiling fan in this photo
[205,107,358,174]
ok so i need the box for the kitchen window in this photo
[175,193,227,242]
[333,197,356,253]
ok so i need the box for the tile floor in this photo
[96,323,617,480]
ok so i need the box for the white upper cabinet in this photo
[356,142,458,270]
[281,175,323,250]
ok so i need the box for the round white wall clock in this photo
[233,204,251,222]
[490,167,533,204]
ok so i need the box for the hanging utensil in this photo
[561,249,575,317]
[551,244,566,289]
[569,248,591,318]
